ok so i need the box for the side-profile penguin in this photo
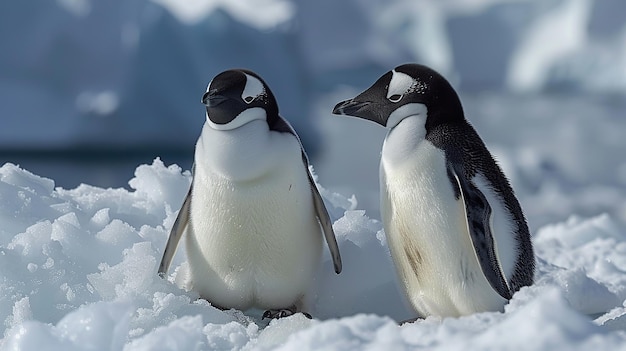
[333,63,534,318]
[159,69,342,319]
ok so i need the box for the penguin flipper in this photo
[307,170,342,274]
[447,163,512,300]
[273,114,342,274]
[158,182,192,277]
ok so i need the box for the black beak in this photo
[202,90,227,107]
[332,99,371,116]
[332,98,385,126]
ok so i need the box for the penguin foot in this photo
[399,317,421,325]
[262,308,312,320]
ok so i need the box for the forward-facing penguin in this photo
[333,63,534,318]
[159,69,342,319]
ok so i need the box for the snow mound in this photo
[1,160,626,350]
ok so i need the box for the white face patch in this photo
[387,70,427,101]
[242,74,266,104]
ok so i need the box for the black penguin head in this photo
[202,69,279,130]
[332,63,464,131]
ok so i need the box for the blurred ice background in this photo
[2,0,626,230]
[2,2,626,348]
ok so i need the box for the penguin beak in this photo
[332,98,384,126]
[332,99,371,115]
[202,90,228,107]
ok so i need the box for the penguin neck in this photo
[196,119,276,181]
[382,114,428,166]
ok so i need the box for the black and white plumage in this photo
[333,63,534,318]
[159,69,342,319]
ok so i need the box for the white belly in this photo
[381,140,506,317]
[184,122,322,310]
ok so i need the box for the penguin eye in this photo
[388,94,403,103]
[243,96,255,104]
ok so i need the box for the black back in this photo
[428,119,534,293]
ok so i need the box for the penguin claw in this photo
[399,317,421,325]
[262,309,293,320]
[261,309,312,320]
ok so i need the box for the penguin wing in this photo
[307,168,343,274]
[447,162,512,300]
[272,114,342,274]
[158,181,192,277]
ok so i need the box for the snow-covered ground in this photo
[3,0,626,349]
[1,153,626,349]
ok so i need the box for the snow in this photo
[1,158,626,350]
[3,0,626,349]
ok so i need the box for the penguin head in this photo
[202,69,279,130]
[332,64,464,131]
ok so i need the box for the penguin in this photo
[332,63,534,318]
[159,69,342,319]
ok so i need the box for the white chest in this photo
[183,122,322,310]
[381,139,470,285]
[380,128,505,317]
